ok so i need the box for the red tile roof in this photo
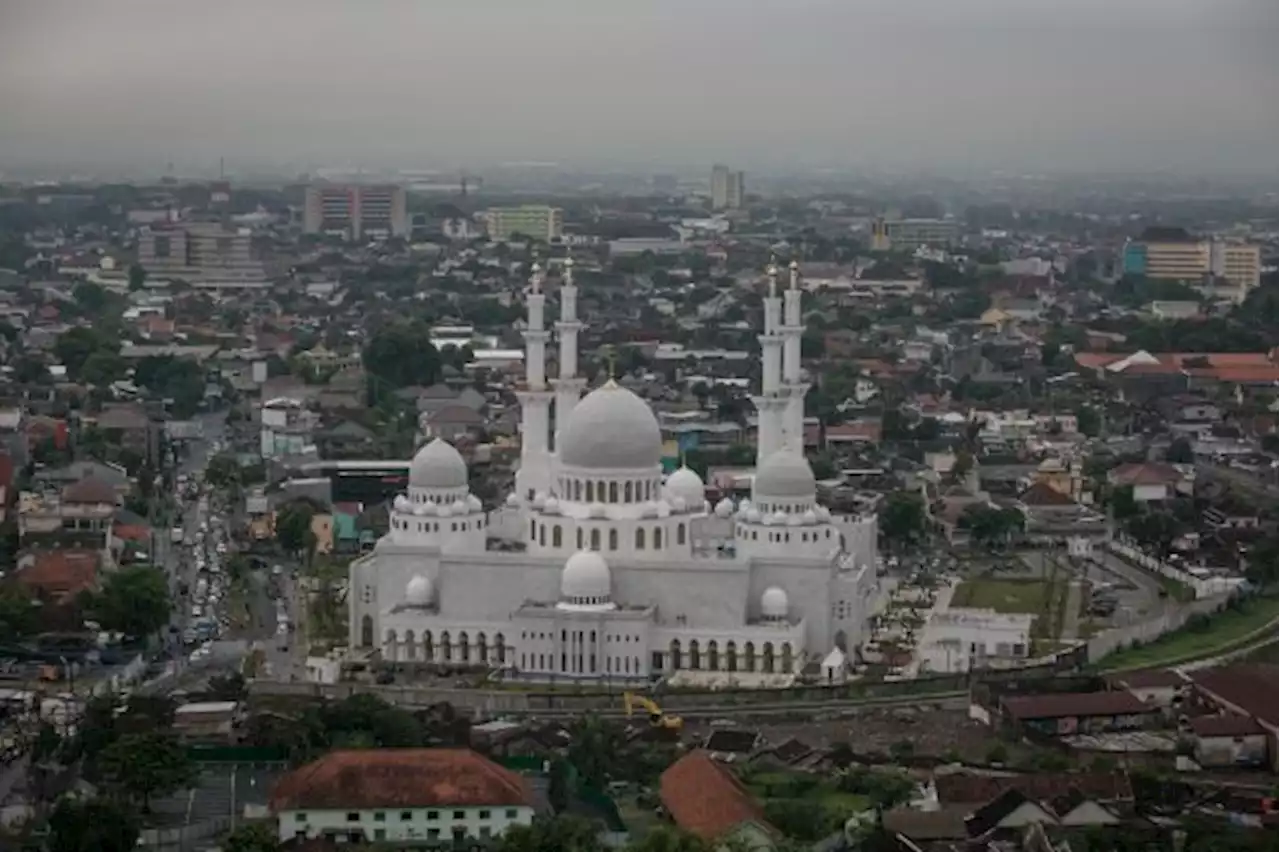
[1107,669,1186,690]
[1073,351,1278,384]
[17,550,99,602]
[61,476,119,505]
[1109,462,1183,487]
[269,749,534,812]
[1189,714,1265,738]
[1190,665,1279,729]
[1019,481,1076,506]
[659,750,774,841]
[934,771,1133,805]
[1002,690,1153,720]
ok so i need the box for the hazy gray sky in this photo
[1,0,1275,174]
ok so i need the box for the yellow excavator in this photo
[623,691,683,733]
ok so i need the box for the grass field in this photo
[744,769,870,827]
[1099,596,1279,671]
[951,578,1062,615]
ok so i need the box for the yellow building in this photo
[1218,243,1261,300]
[484,206,564,242]
[1142,239,1213,282]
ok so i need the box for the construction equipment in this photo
[623,691,683,732]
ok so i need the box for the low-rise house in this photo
[1108,462,1190,503]
[269,748,537,846]
[659,750,778,850]
[15,549,99,604]
[173,700,241,742]
[1187,664,1278,767]
[420,404,485,442]
[1105,669,1186,712]
[1189,714,1269,768]
[1000,691,1159,736]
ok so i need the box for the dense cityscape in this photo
[0,3,1277,852]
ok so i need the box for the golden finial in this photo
[605,344,618,381]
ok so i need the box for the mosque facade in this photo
[348,260,880,684]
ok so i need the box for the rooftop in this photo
[1001,690,1154,721]
[659,750,774,842]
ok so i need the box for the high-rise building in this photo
[303,184,408,239]
[710,164,745,210]
[1122,228,1260,302]
[484,206,564,242]
[137,222,267,288]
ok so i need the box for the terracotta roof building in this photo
[16,549,99,603]
[1001,691,1159,735]
[659,750,777,847]
[269,749,536,846]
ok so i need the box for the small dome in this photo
[753,450,817,499]
[505,493,520,507]
[817,505,832,521]
[438,503,453,518]
[467,494,483,511]
[746,508,762,523]
[771,511,789,525]
[405,575,433,606]
[671,496,687,513]
[761,586,789,620]
[410,438,468,489]
[641,501,659,518]
[786,514,803,527]
[393,495,409,512]
[543,496,560,514]
[715,498,735,518]
[412,503,429,517]
[656,501,672,518]
[802,509,818,525]
[559,381,663,470]
[531,492,547,509]
[451,498,468,515]
[560,551,612,604]
[664,466,705,508]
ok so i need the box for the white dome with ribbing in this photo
[761,586,789,621]
[752,450,816,501]
[409,438,468,490]
[559,380,662,471]
[405,575,433,606]
[664,466,705,509]
[558,550,615,610]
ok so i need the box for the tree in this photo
[0,582,38,641]
[80,349,127,387]
[1165,437,1194,463]
[275,500,316,558]
[73,281,111,314]
[1244,535,1278,587]
[1110,485,1139,520]
[363,320,441,397]
[54,326,115,380]
[48,796,141,852]
[128,264,147,291]
[1075,405,1102,438]
[626,826,713,852]
[1125,511,1181,555]
[879,491,927,549]
[207,671,248,701]
[961,505,1025,549]
[133,355,205,418]
[494,815,602,852]
[205,453,242,490]
[82,565,170,638]
[99,732,196,812]
[221,823,279,852]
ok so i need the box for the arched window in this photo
[495,633,506,664]
[552,525,562,547]
[762,643,775,674]
[477,633,488,663]
[404,630,416,660]
[360,615,373,647]
[689,640,701,670]
[669,639,682,670]
[529,520,536,540]
[654,527,663,549]
[676,523,686,545]
[635,528,645,550]
[458,632,470,664]
[576,528,584,549]
[590,528,601,550]
[726,640,738,672]
[707,640,719,671]
[574,480,582,501]
[384,629,398,661]
[423,631,434,661]
[624,482,633,502]
[781,642,793,673]
[585,481,595,502]
[744,641,755,672]
[608,482,618,503]
[608,528,618,551]
[440,631,452,661]
[539,525,546,546]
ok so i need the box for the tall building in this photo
[484,206,564,242]
[347,260,881,686]
[303,184,408,239]
[137,222,267,288]
[1123,228,1260,302]
[710,164,745,210]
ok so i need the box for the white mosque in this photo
[347,260,880,685]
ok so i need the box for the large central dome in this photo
[559,380,663,470]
